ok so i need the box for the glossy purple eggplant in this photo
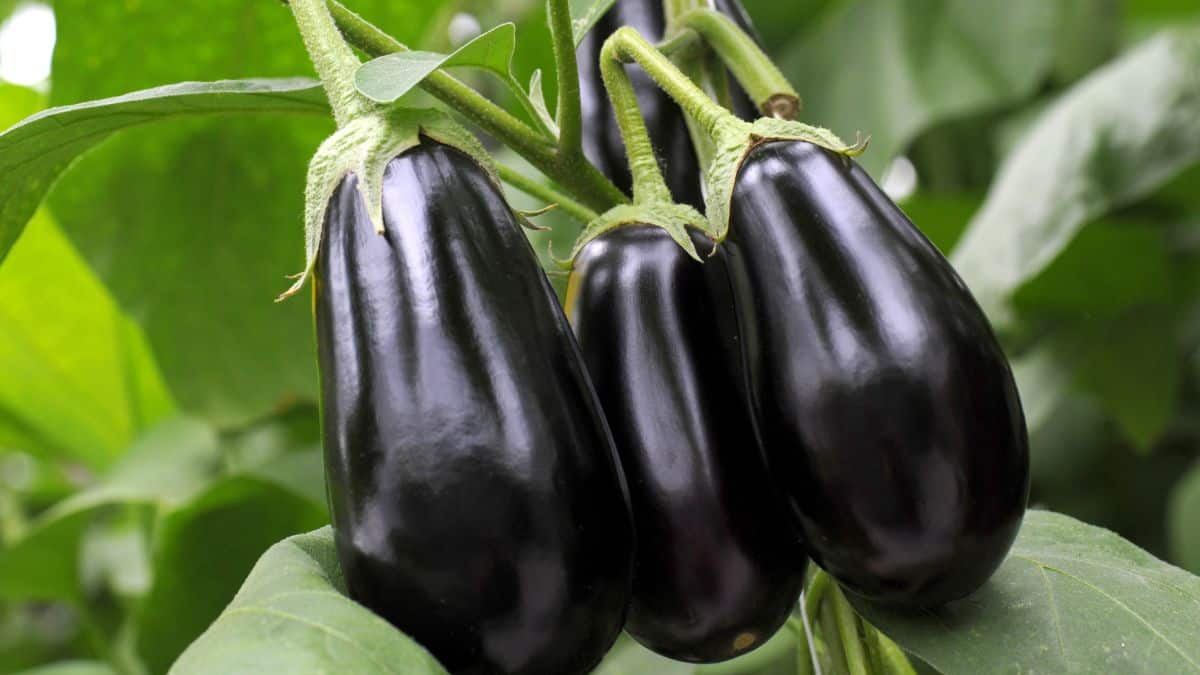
[576,0,760,210]
[314,141,634,674]
[566,226,806,662]
[724,141,1030,608]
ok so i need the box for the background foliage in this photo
[1,0,1199,673]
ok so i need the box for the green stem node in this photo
[675,8,800,118]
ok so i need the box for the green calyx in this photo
[555,202,709,269]
[277,108,494,301]
[704,117,870,242]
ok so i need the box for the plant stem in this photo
[289,0,375,127]
[495,164,599,224]
[830,583,870,675]
[606,27,730,139]
[546,0,582,157]
[788,615,817,675]
[866,623,918,675]
[325,0,628,212]
[675,8,799,118]
[600,35,673,205]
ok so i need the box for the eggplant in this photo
[576,0,761,210]
[315,140,634,674]
[724,141,1030,608]
[567,225,805,662]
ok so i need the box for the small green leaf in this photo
[170,527,447,675]
[1169,461,1200,575]
[0,78,326,264]
[528,69,559,135]
[952,28,1200,326]
[570,0,617,46]
[355,23,518,104]
[855,510,1200,675]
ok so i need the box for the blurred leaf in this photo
[0,211,174,467]
[951,28,1200,326]
[1027,394,1110,490]
[570,0,616,45]
[0,418,219,602]
[169,527,446,675]
[1011,340,1075,436]
[895,191,980,254]
[739,0,842,52]
[855,510,1200,675]
[1169,461,1200,574]
[1051,0,1120,84]
[1074,307,1182,451]
[1013,220,1174,321]
[779,0,1082,176]
[45,0,445,427]
[0,84,41,130]
[14,662,116,675]
[0,78,327,264]
[356,23,517,103]
[135,476,326,674]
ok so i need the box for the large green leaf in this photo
[0,78,327,264]
[951,28,1200,325]
[594,631,800,675]
[135,476,327,674]
[778,0,1091,175]
[855,510,1200,674]
[43,0,446,426]
[1169,462,1200,574]
[0,418,220,602]
[169,527,446,675]
[570,0,617,45]
[0,211,174,466]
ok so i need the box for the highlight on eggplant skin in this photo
[723,140,1030,609]
[314,141,635,675]
[567,225,807,662]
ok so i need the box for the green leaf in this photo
[43,0,445,427]
[1012,220,1175,321]
[0,211,175,466]
[855,510,1200,675]
[0,418,220,602]
[356,23,518,103]
[135,476,327,674]
[0,78,326,264]
[951,28,1200,325]
[570,0,617,46]
[169,527,447,675]
[1074,308,1182,451]
[1169,461,1200,574]
[778,0,1084,175]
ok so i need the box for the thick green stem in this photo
[830,583,870,675]
[495,164,599,224]
[289,0,374,127]
[600,36,673,205]
[325,0,628,212]
[662,0,702,34]
[676,9,799,118]
[607,27,731,139]
[547,0,582,157]
[788,616,817,675]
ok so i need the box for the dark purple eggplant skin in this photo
[724,141,1030,608]
[314,141,634,674]
[566,226,806,662]
[577,0,760,210]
